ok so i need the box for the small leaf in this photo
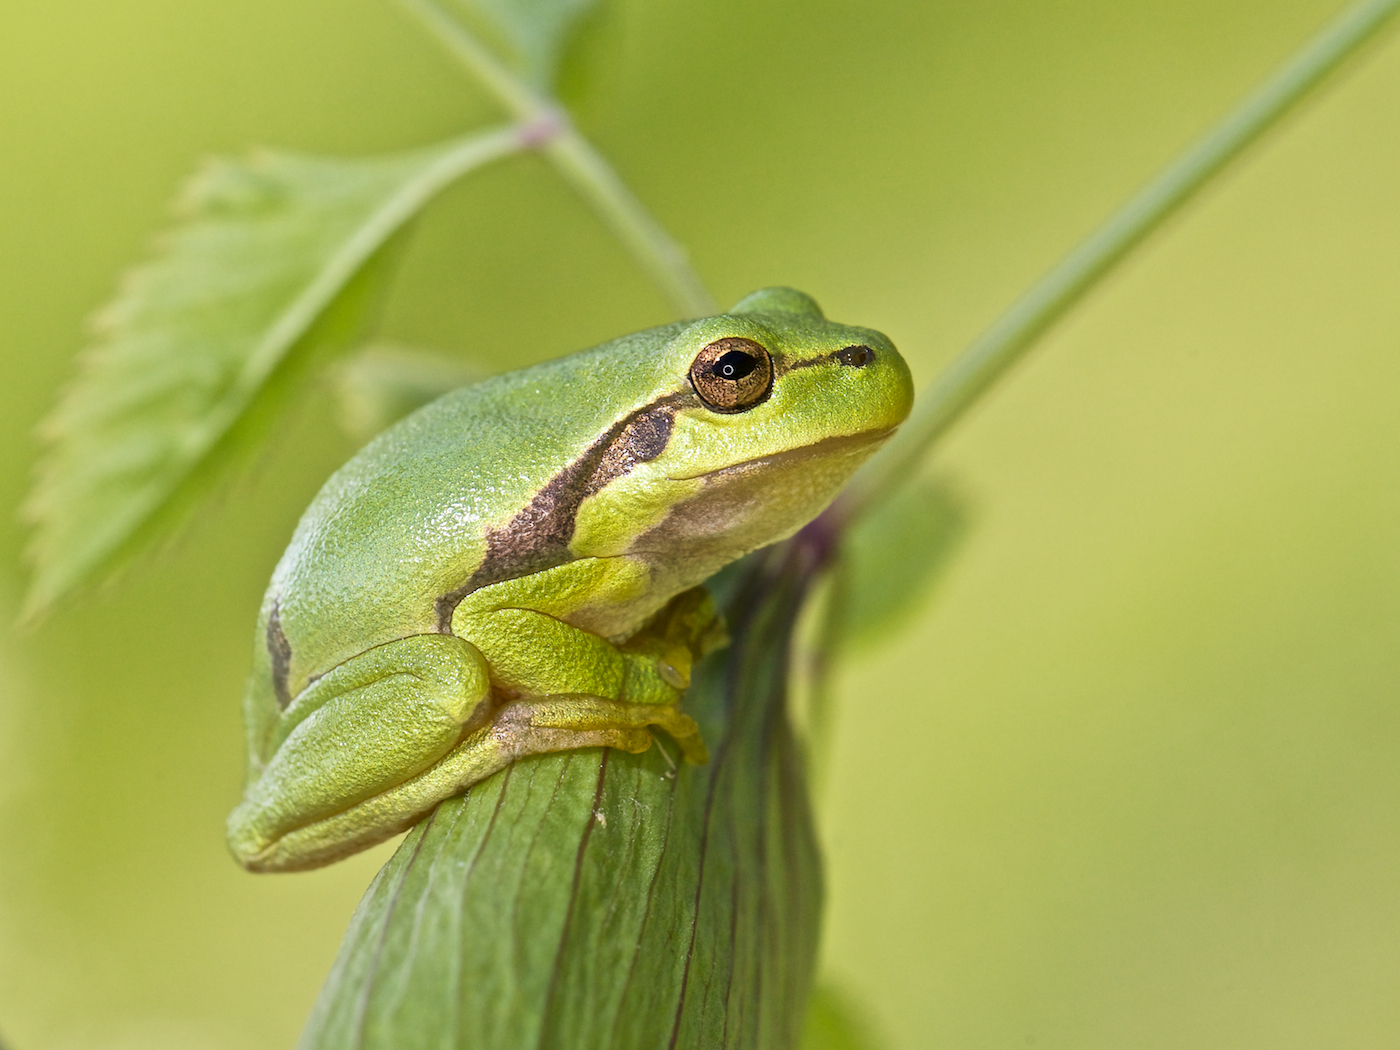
[23,127,524,618]
[446,0,603,87]
[788,479,968,781]
[300,551,822,1050]
[835,476,968,651]
[332,343,490,442]
[802,984,884,1050]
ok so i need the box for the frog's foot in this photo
[493,694,708,765]
[618,587,729,703]
[643,586,729,662]
[418,694,708,801]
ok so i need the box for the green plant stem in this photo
[397,0,717,317]
[840,0,1400,520]
[544,129,718,317]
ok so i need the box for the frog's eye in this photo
[689,337,774,412]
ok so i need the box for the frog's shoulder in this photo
[313,324,685,523]
[394,322,697,600]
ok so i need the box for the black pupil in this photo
[713,350,757,381]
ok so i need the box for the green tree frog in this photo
[227,288,914,871]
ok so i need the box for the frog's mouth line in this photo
[664,426,897,483]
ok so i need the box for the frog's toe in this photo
[489,694,709,767]
[655,709,707,764]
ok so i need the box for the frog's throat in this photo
[611,426,897,615]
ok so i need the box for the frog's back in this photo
[261,325,687,705]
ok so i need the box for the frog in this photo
[227,287,914,872]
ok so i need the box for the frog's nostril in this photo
[836,345,873,368]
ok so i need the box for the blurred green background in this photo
[2,1,1399,1047]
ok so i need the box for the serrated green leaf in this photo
[23,127,525,619]
[332,343,490,442]
[446,0,602,87]
[836,476,968,651]
[300,549,822,1050]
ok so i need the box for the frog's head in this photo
[569,287,914,578]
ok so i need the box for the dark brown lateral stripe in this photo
[434,395,685,631]
[267,600,294,710]
[783,344,876,371]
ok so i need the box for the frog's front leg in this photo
[227,633,491,872]
[452,562,721,761]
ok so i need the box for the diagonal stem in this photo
[396,0,717,317]
[839,0,1400,521]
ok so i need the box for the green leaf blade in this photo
[23,127,524,618]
